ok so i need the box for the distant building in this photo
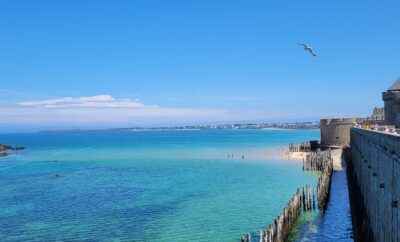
[362,107,385,125]
[371,107,384,120]
[382,78,400,127]
[320,79,397,147]
[321,108,385,149]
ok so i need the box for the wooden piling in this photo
[289,142,312,152]
[240,148,334,241]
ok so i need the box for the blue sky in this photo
[0,1,399,131]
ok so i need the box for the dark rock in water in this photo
[0,152,9,157]
[0,144,25,151]
[0,144,25,158]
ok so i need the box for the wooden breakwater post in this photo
[316,154,333,211]
[303,149,333,211]
[303,149,333,171]
[303,149,334,211]
[240,149,334,242]
[289,142,312,152]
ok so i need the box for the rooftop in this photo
[388,78,400,91]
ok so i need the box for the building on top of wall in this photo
[371,107,384,120]
[320,79,399,148]
[363,107,384,125]
[382,78,400,127]
[320,106,384,148]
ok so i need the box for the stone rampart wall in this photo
[350,128,399,242]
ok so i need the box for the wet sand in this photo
[282,148,344,170]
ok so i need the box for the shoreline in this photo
[282,151,308,160]
[261,128,294,130]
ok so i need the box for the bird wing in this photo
[298,43,307,47]
[307,48,317,57]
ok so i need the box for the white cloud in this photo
[0,89,18,95]
[19,95,144,108]
[0,94,330,129]
[0,95,234,127]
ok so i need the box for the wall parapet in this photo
[349,128,400,242]
[382,90,400,101]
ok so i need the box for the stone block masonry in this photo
[320,118,361,148]
[349,128,400,242]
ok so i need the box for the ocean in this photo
[0,129,323,241]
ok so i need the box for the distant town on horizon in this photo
[40,121,320,133]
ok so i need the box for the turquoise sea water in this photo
[0,130,320,241]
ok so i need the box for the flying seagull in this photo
[298,43,317,57]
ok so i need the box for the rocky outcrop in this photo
[0,144,25,157]
[0,144,25,151]
[0,152,9,157]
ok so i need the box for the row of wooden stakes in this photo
[288,142,311,152]
[316,152,333,212]
[303,149,333,171]
[240,149,334,242]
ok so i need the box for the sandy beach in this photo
[282,151,308,160]
[281,148,344,170]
